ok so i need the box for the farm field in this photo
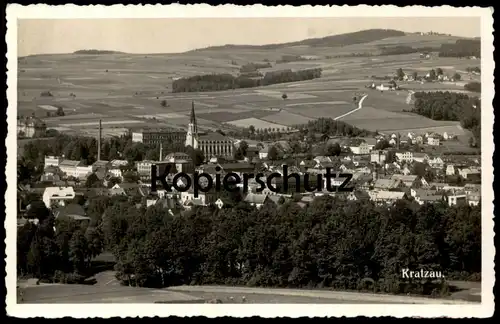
[17,33,480,140]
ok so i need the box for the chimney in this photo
[97,119,102,161]
[159,143,163,162]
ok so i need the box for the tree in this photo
[396,68,405,81]
[386,151,396,164]
[268,146,279,161]
[85,173,101,188]
[282,93,288,100]
[249,125,255,134]
[56,106,65,117]
[412,71,418,80]
[453,73,462,81]
[436,68,444,76]
[429,69,437,80]
[160,100,168,107]
[326,143,341,156]
[187,147,205,166]
[375,139,390,150]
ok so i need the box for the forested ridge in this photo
[191,29,406,51]
[438,39,480,58]
[172,68,322,93]
[19,194,481,296]
[411,91,481,147]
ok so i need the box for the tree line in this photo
[438,39,481,58]
[18,193,481,296]
[464,82,481,93]
[411,91,481,147]
[378,45,439,56]
[171,68,322,93]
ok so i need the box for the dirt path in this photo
[334,94,368,121]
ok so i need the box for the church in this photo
[185,102,234,159]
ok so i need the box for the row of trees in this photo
[464,82,481,93]
[171,68,322,93]
[19,193,481,295]
[411,91,481,147]
[239,62,272,73]
[379,46,438,56]
[438,39,481,58]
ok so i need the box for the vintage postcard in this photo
[5,4,494,318]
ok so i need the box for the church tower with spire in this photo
[185,101,199,149]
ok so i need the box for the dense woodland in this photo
[438,39,481,58]
[172,68,322,93]
[378,46,439,56]
[239,62,272,73]
[464,82,481,93]
[193,29,406,51]
[411,91,481,147]
[18,193,481,295]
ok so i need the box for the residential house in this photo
[443,132,457,140]
[44,155,63,168]
[428,182,449,191]
[428,156,444,169]
[447,192,468,206]
[369,190,407,204]
[370,150,387,165]
[243,193,271,209]
[347,191,370,201]
[427,136,440,146]
[53,203,90,223]
[401,166,411,176]
[413,153,429,163]
[415,135,424,145]
[313,156,333,164]
[391,174,427,188]
[446,164,456,176]
[108,167,123,179]
[109,187,127,196]
[58,160,81,178]
[350,142,373,155]
[41,166,61,183]
[467,191,481,206]
[458,167,481,180]
[464,184,481,194]
[42,186,76,209]
[395,151,413,162]
[259,146,269,159]
[92,160,110,171]
[110,159,129,167]
[180,187,218,206]
[373,178,404,191]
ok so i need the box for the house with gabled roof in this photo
[369,190,407,204]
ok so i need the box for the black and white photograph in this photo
[5,4,494,318]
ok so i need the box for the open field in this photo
[18,33,480,140]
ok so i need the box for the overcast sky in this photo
[18,17,481,57]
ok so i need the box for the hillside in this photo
[73,49,126,54]
[192,29,407,51]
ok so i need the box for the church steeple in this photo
[190,101,198,134]
[185,101,199,149]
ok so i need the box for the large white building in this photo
[350,142,373,155]
[58,160,93,179]
[184,102,234,159]
[44,155,63,168]
[42,186,75,209]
